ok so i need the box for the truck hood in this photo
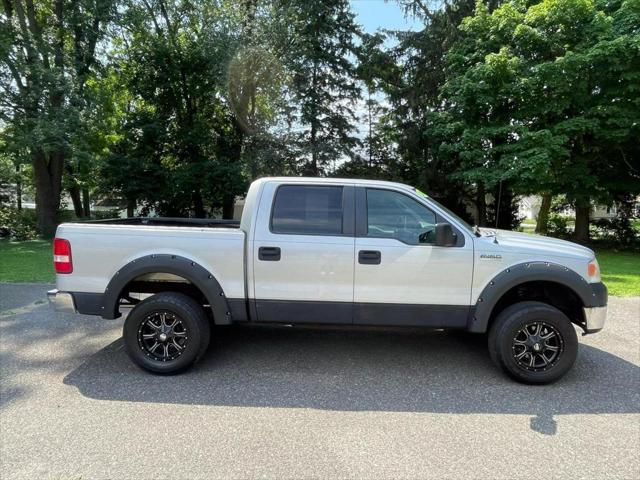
[478,228,595,260]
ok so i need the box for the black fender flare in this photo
[467,261,599,333]
[101,254,232,325]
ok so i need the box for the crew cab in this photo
[48,177,607,383]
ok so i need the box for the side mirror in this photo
[435,223,456,247]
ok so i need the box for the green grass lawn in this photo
[0,239,638,296]
[0,240,55,283]
[596,249,640,297]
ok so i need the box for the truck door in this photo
[353,186,473,327]
[251,182,355,324]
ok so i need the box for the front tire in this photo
[488,301,578,384]
[123,292,210,374]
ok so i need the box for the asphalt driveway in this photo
[1,284,639,479]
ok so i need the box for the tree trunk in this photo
[193,191,205,218]
[367,90,373,167]
[82,188,90,217]
[495,187,515,230]
[475,185,487,227]
[222,195,235,219]
[309,118,318,176]
[33,149,64,238]
[127,198,136,218]
[35,194,59,239]
[535,194,552,235]
[69,186,84,218]
[309,57,319,176]
[574,199,590,244]
[16,166,22,210]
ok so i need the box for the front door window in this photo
[366,189,437,245]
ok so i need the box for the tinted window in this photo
[367,189,436,245]
[271,185,343,235]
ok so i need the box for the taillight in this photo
[53,238,73,274]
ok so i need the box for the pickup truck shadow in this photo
[63,325,639,434]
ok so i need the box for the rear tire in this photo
[488,301,578,384]
[123,292,210,374]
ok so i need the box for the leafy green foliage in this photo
[1,0,638,238]
[1,0,116,234]
[354,0,482,222]
[0,207,38,240]
[277,0,362,175]
[438,0,640,238]
[593,217,639,244]
[0,152,17,205]
[547,213,571,238]
[98,0,251,217]
[592,194,640,244]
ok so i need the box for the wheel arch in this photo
[468,262,597,333]
[101,254,232,325]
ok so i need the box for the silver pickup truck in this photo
[49,177,607,383]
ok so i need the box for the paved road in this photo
[1,284,639,479]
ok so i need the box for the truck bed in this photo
[55,220,246,300]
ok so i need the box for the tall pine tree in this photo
[278,0,361,175]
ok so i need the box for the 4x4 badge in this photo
[480,254,502,259]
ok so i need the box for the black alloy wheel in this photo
[137,311,189,362]
[511,321,564,372]
[488,301,578,384]
[123,292,210,374]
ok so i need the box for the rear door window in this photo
[271,185,344,235]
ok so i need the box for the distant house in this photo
[518,195,637,221]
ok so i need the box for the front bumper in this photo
[582,282,607,333]
[583,305,607,333]
[47,289,76,314]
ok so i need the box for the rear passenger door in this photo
[252,182,355,324]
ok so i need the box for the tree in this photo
[353,0,481,223]
[276,0,362,175]
[439,0,640,241]
[1,0,115,235]
[100,0,248,218]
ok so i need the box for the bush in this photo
[547,214,570,238]
[56,209,76,224]
[91,209,121,220]
[0,207,38,240]
[592,217,639,245]
[56,209,121,223]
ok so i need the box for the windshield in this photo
[413,188,475,235]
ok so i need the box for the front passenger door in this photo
[353,187,473,326]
